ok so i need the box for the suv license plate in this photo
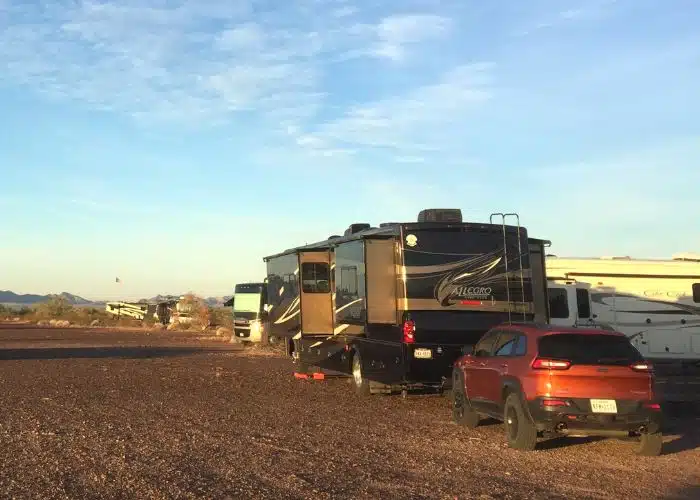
[414,348,432,359]
[590,399,617,413]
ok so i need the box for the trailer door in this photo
[299,251,334,335]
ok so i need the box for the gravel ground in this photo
[0,325,698,500]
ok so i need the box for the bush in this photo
[211,307,233,330]
[35,297,74,320]
[179,293,213,331]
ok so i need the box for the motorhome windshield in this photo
[233,293,261,313]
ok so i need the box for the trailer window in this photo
[301,263,330,293]
[548,288,569,319]
[576,289,591,318]
[339,266,358,295]
[693,283,700,303]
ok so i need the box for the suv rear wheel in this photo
[636,431,663,456]
[504,392,538,451]
[452,369,479,429]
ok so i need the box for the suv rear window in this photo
[538,334,643,366]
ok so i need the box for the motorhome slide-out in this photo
[262,209,551,395]
[546,254,700,403]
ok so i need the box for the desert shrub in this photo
[179,293,212,331]
[211,307,233,330]
[35,297,74,320]
[15,306,32,317]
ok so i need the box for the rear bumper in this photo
[527,397,663,436]
[403,343,470,387]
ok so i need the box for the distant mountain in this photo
[0,290,96,305]
[204,296,233,308]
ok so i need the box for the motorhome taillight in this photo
[532,358,571,370]
[402,320,415,343]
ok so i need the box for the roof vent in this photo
[417,208,463,223]
[343,223,371,237]
[672,252,700,262]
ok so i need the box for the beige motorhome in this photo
[546,253,700,402]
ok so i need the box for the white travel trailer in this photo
[546,253,700,403]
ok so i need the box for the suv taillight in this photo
[402,319,415,344]
[630,362,653,372]
[532,358,571,370]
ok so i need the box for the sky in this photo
[0,0,699,300]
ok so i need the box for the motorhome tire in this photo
[504,392,537,451]
[351,350,371,396]
[636,432,663,456]
[452,369,479,429]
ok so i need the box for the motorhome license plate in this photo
[590,399,617,413]
[414,348,432,359]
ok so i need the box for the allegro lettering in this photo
[452,286,493,298]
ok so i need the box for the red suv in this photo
[451,323,663,455]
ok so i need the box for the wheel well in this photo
[501,383,521,404]
[502,386,512,404]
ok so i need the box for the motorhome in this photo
[262,209,550,396]
[230,282,268,343]
[105,301,156,321]
[546,280,596,328]
[546,254,700,402]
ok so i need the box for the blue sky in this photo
[0,0,698,300]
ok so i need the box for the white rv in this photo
[546,253,700,403]
[546,280,596,328]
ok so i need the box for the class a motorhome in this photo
[230,282,268,343]
[262,209,551,395]
[546,253,700,403]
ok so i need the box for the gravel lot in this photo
[0,325,698,499]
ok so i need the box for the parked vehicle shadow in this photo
[536,435,606,450]
[0,346,234,361]
[662,416,700,455]
[665,485,700,500]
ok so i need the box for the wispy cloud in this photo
[372,14,452,61]
[513,0,619,36]
[0,1,456,131]
[293,62,493,155]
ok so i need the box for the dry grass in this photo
[2,296,234,336]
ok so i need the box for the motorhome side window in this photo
[339,266,358,296]
[575,288,591,318]
[693,283,700,303]
[301,263,330,293]
[548,288,569,318]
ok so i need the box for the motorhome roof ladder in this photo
[489,212,526,323]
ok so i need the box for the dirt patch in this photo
[0,327,697,499]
